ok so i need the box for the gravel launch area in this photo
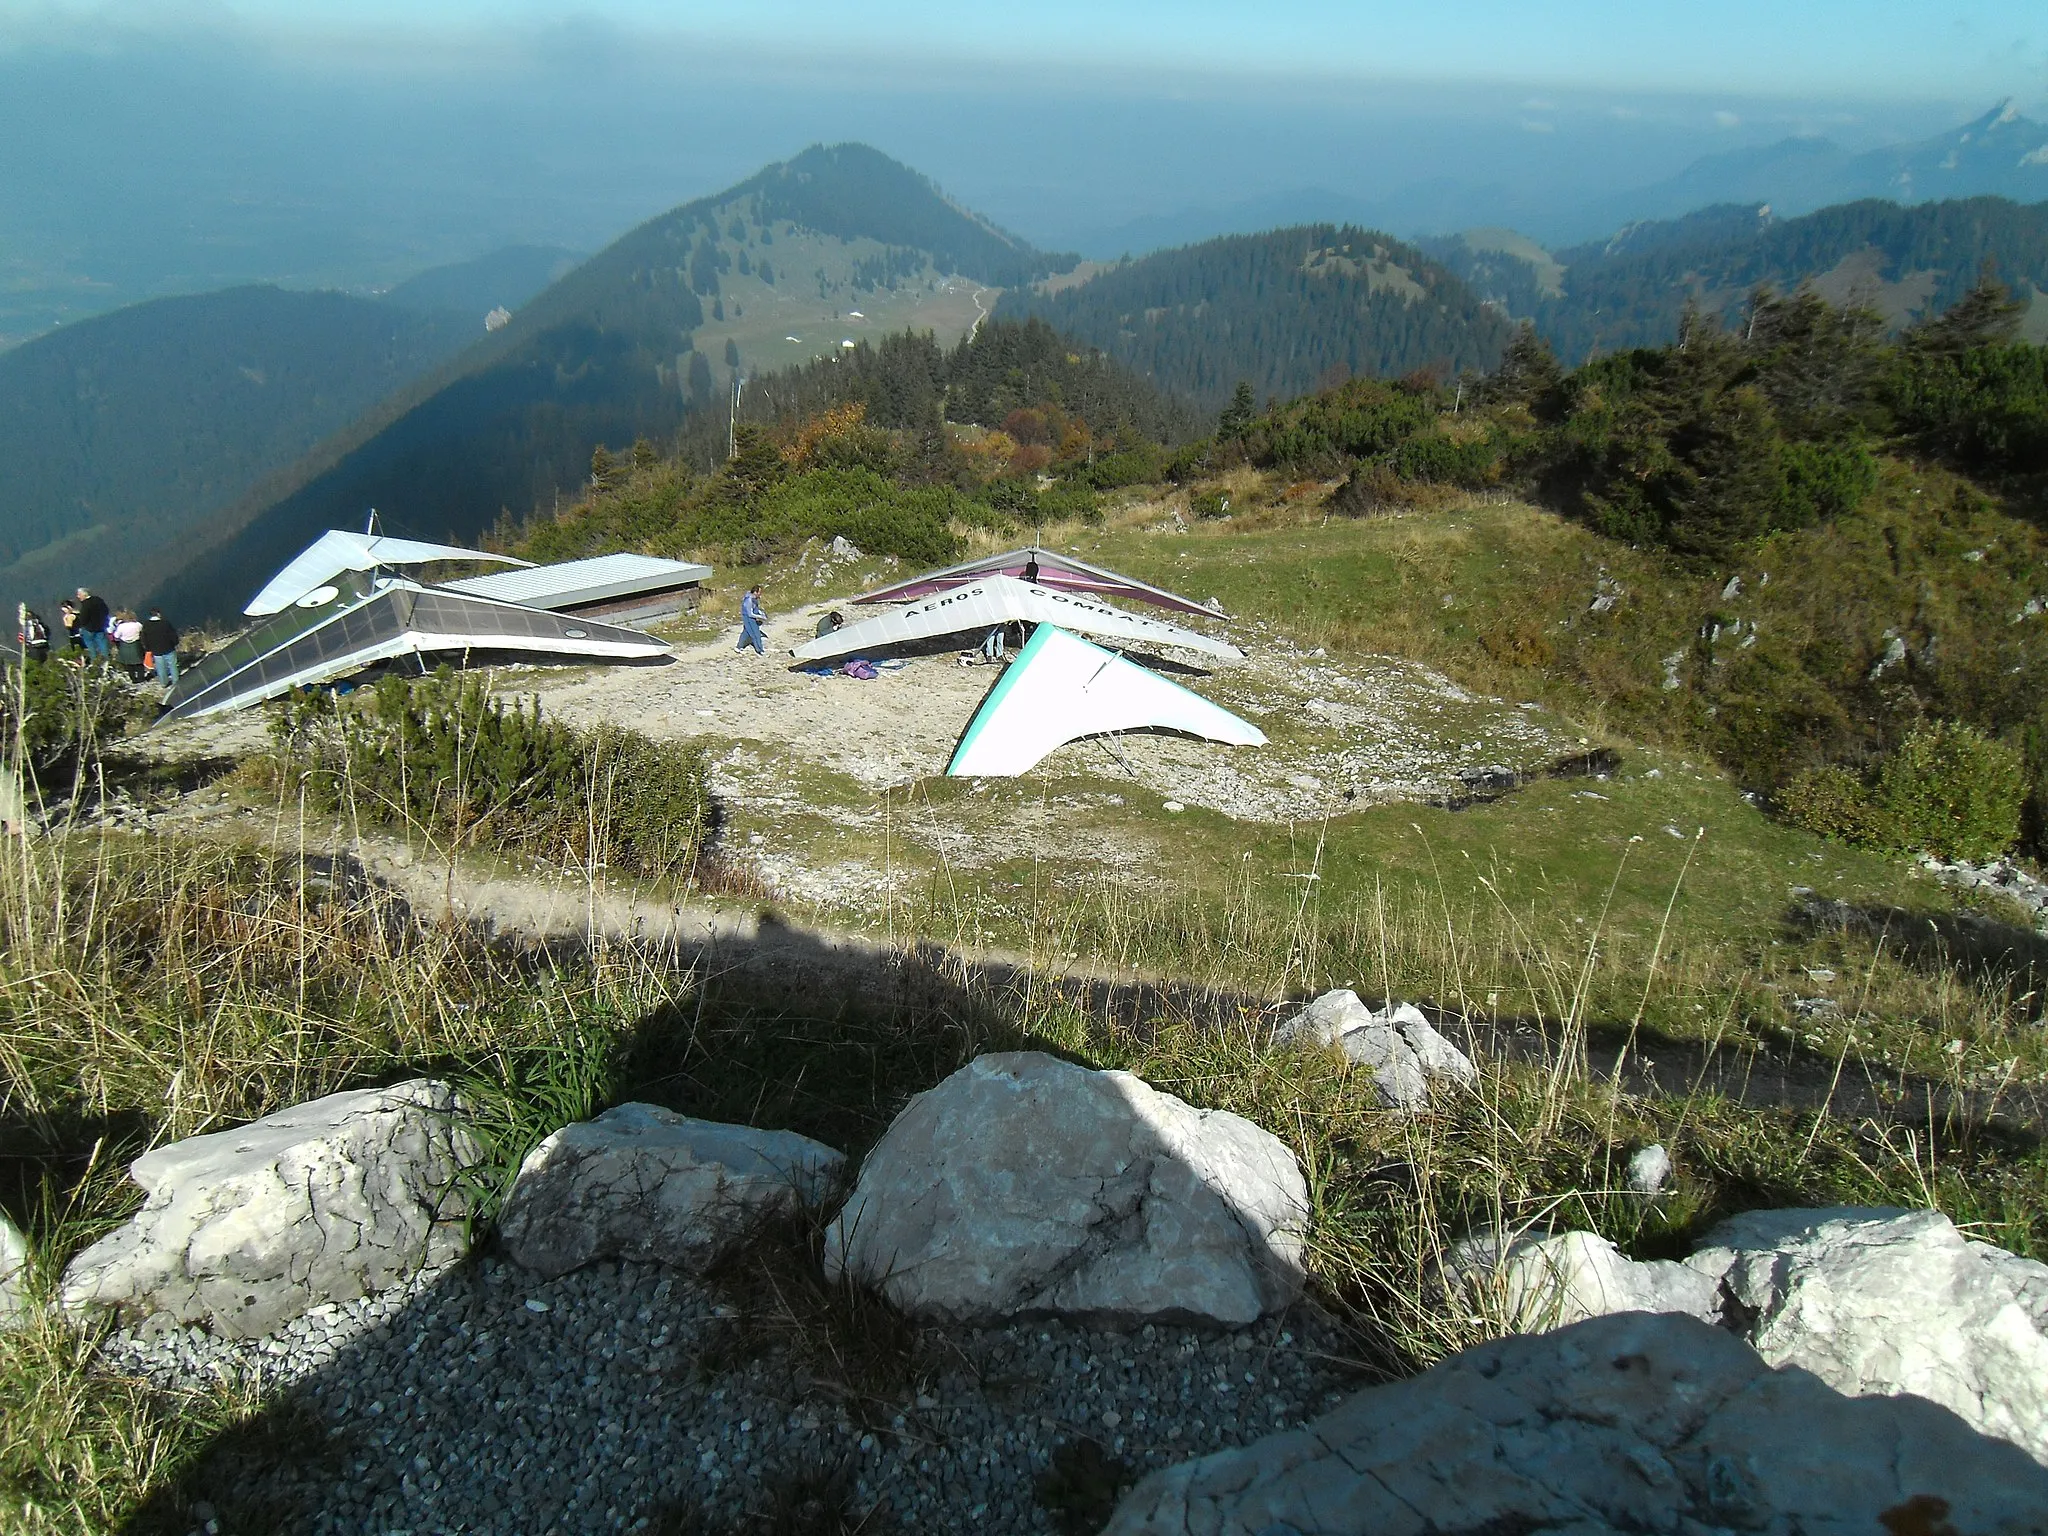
[105,1255,1357,1534]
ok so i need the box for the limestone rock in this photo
[1451,1227,1721,1331]
[1271,990,1475,1108]
[824,1052,1306,1327]
[499,1105,844,1279]
[1105,1311,2048,1535]
[1,1212,30,1330]
[60,1080,479,1339]
[1689,1205,2048,1465]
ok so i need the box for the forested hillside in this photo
[0,286,471,611]
[1432,196,2048,364]
[996,227,1518,408]
[149,144,1077,621]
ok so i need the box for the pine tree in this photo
[1217,380,1257,439]
[1907,264,2025,356]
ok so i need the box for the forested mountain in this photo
[149,144,1078,622]
[996,227,1519,409]
[0,286,472,612]
[382,246,582,322]
[1430,196,2048,365]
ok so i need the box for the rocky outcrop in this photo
[1690,1206,2048,1466]
[1270,990,1474,1108]
[1452,1227,1720,1331]
[60,1080,479,1339]
[1451,1204,2048,1467]
[1,1212,30,1329]
[824,1052,1306,1327]
[499,1105,844,1279]
[1105,1310,2048,1534]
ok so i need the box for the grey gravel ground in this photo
[101,1255,1358,1534]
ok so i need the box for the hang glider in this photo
[161,580,667,724]
[855,546,1223,619]
[948,624,1265,777]
[244,530,530,617]
[792,574,1242,663]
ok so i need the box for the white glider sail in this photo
[244,530,530,617]
[948,624,1265,778]
[793,574,1242,663]
[162,581,668,723]
[855,546,1223,619]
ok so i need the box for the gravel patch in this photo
[102,1256,1357,1534]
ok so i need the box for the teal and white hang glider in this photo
[948,624,1265,778]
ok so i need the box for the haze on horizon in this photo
[3,0,2044,341]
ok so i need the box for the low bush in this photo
[0,659,130,790]
[1780,721,2024,862]
[1874,719,2026,862]
[268,671,713,879]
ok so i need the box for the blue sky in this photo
[9,0,2046,101]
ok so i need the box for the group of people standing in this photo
[15,588,181,686]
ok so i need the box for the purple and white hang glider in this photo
[852,545,1225,620]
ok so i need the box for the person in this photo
[74,588,110,662]
[17,603,49,663]
[140,608,180,688]
[59,599,81,655]
[814,609,845,640]
[736,585,766,655]
[113,611,145,680]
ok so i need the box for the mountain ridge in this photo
[146,144,1077,621]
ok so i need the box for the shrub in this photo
[269,671,713,879]
[1874,720,2025,863]
[1189,489,1232,520]
[0,659,129,790]
[1779,765,1880,845]
[1780,722,2024,863]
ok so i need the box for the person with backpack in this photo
[16,603,50,663]
[74,588,110,662]
[140,608,181,687]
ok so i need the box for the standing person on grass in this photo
[74,587,110,662]
[737,585,766,656]
[140,608,180,687]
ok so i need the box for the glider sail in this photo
[244,530,530,616]
[793,575,1242,663]
[162,582,668,723]
[948,624,1265,777]
[855,545,1223,619]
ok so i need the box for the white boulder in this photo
[824,1052,1307,1327]
[1689,1206,2048,1465]
[1,1212,30,1329]
[1271,990,1475,1108]
[60,1080,479,1339]
[498,1104,845,1278]
[1105,1311,2048,1534]
[1451,1227,1721,1331]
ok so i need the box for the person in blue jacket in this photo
[737,586,766,655]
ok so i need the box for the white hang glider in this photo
[792,574,1242,663]
[948,624,1265,777]
[244,530,531,616]
[159,527,677,724]
[855,545,1223,619]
